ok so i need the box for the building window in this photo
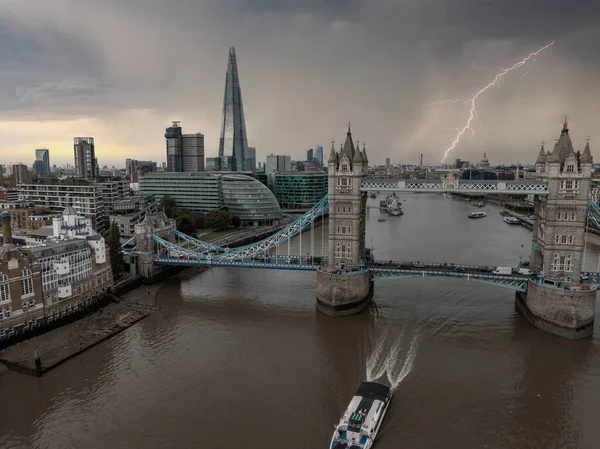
[341,164,348,172]
[557,212,562,220]
[0,275,10,303]
[20,269,34,298]
[335,242,352,259]
[570,212,576,221]
[566,164,574,173]
[348,206,352,214]
[565,180,573,189]
[551,253,573,272]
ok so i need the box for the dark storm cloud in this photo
[0,0,599,165]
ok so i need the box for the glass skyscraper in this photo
[218,46,248,172]
[34,149,50,176]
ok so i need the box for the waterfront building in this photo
[218,47,249,172]
[21,207,112,322]
[221,174,282,226]
[0,212,45,340]
[139,172,281,224]
[274,172,327,211]
[74,137,97,179]
[109,195,160,241]
[140,172,223,212]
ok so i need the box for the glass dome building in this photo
[221,174,282,226]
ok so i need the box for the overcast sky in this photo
[1,0,599,168]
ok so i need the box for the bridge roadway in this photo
[154,256,538,291]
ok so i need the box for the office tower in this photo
[165,122,205,172]
[74,137,96,179]
[307,148,314,162]
[246,147,256,172]
[218,46,248,172]
[314,145,323,168]
[182,133,205,172]
[265,154,291,173]
[385,157,391,168]
[0,165,3,186]
[34,149,51,176]
[165,121,183,172]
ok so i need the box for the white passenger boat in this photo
[330,382,393,449]
[468,211,487,219]
[503,216,521,225]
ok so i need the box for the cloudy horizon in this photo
[1,0,599,168]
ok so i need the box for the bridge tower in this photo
[316,124,372,316]
[132,211,176,278]
[517,119,597,338]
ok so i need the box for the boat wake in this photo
[365,327,420,390]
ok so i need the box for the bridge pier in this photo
[516,281,596,339]
[316,269,373,316]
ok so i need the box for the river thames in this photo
[1,194,599,449]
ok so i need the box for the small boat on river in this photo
[468,211,487,219]
[503,216,521,225]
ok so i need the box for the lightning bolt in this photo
[435,41,555,162]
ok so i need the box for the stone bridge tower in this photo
[132,211,176,278]
[517,119,597,338]
[316,124,372,316]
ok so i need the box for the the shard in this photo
[218,46,248,171]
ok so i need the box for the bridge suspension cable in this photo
[152,194,329,261]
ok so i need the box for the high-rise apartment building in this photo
[314,145,324,168]
[165,122,204,172]
[218,47,249,172]
[246,147,256,172]
[74,137,96,179]
[34,149,50,176]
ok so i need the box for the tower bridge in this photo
[132,119,598,340]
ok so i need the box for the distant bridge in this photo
[360,179,549,194]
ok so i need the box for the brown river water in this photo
[1,194,599,449]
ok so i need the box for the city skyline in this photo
[0,1,599,167]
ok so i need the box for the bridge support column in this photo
[316,269,373,316]
[516,280,596,339]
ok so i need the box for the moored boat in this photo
[331,382,393,449]
[468,211,487,219]
[384,193,403,216]
[503,216,521,225]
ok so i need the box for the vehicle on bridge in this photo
[493,267,512,275]
[330,381,393,449]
